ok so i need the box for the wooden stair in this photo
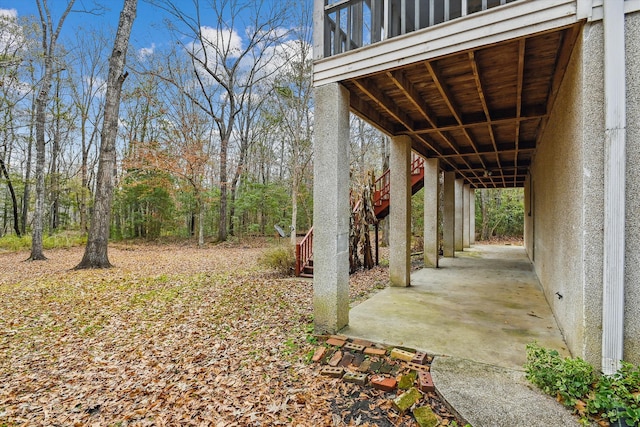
[295,154,425,277]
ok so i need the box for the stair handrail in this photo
[295,227,314,276]
[373,153,424,207]
[295,153,425,276]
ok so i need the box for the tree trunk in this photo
[481,190,490,241]
[80,115,89,233]
[0,158,21,236]
[198,201,204,247]
[31,57,53,260]
[380,135,390,247]
[76,0,137,269]
[290,166,299,246]
[50,83,61,232]
[218,136,228,242]
[21,105,34,236]
[30,0,75,260]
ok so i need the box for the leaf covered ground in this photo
[0,241,454,426]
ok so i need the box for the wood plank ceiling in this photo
[343,24,581,188]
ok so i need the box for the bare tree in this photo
[69,27,109,233]
[151,0,288,242]
[76,0,137,269]
[30,0,75,260]
[0,12,28,237]
[269,7,314,245]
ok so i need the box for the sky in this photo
[0,0,176,55]
[1,0,310,65]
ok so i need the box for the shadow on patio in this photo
[341,244,570,370]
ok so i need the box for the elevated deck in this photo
[313,0,593,188]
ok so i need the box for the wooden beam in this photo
[352,78,416,131]
[349,96,396,135]
[438,147,535,159]
[514,38,525,186]
[534,25,581,146]
[414,111,546,134]
[468,50,505,186]
[426,59,491,186]
[387,70,438,128]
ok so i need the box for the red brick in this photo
[370,375,397,392]
[326,338,346,348]
[344,342,366,352]
[406,362,430,372]
[364,347,386,356]
[321,366,344,378]
[338,353,354,367]
[343,372,368,386]
[418,371,435,393]
[328,350,343,367]
[351,339,373,347]
[330,334,348,341]
[357,359,372,372]
[411,351,428,365]
[311,346,327,363]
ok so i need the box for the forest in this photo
[0,0,523,256]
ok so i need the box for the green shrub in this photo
[0,234,31,251]
[525,342,640,426]
[259,245,295,276]
[525,342,595,407]
[0,231,87,252]
[43,231,87,249]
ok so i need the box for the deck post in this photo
[470,186,476,244]
[312,0,325,60]
[443,171,456,257]
[463,184,471,248]
[423,158,440,267]
[454,178,464,251]
[389,134,411,287]
[313,82,350,333]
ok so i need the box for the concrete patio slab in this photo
[341,244,577,425]
[341,244,569,370]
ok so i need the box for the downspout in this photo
[601,0,626,376]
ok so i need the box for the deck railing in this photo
[321,0,520,58]
[295,228,314,276]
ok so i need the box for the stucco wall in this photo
[529,27,587,362]
[624,12,640,365]
[528,13,640,368]
[580,21,605,369]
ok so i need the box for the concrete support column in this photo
[313,83,350,333]
[454,178,464,252]
[463,184,470,248]
[443,171,456,257]
[423,158,439,267]
[470,187,476,244]
[389,135,412,287]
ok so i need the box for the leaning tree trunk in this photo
[0,158,21,236]
[76,0,137,269]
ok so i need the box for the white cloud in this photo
[86,75,106,97]
[138,43,156,60]
[198,25,243,59]
[0,8,17,19]
[0,8,25,61]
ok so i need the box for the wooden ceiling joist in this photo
[341,23,581,189]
